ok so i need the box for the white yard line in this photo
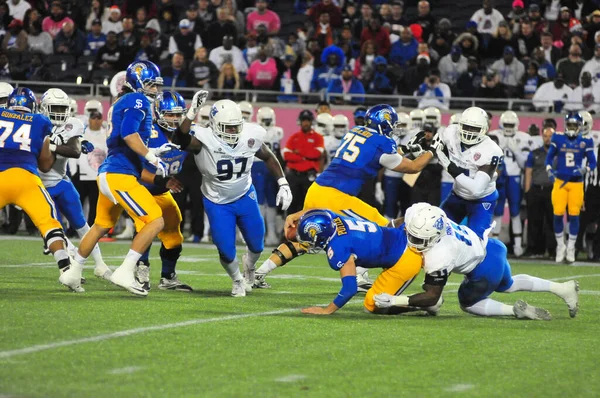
[274,375,307,382]
[107,366,143,375]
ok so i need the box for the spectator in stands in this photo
[205,7,237,50]
[520,61,544,100]
[222,0,245,35]
[256,23,285,59]
[415,69,451,110]
[246,45,278,90]
[162,51,188,88]
[0,52,13,80]
[533,47,556,80]
[410,1,436,42]
[453,30,479,60]
[508,0,526,34]
[311,44,344,92]
[490,45,525,98]
[197,0,215,25]
[540,31,561,65]
[148,25,169,61]
[470,0,505,36]
[515,19,540,61]
[23,51,49,80]
[550,6,573,42]
[276,54,301,99]
[367,56,395,95]
[528,3,548,34]
[532,72,573,112]
[400,52,431,95]
[341,1,358,26]
[27,20,52,55]
[102,6,123,35]
[133,32,158,63]
[22,8,39,30]
[313,12,334,49]
[327,64,365,104]
[0,4,13,34]
[185,4,205,37]
[85,19,107,56]
[478,69,505,99]
[169,18,203,60]
[247,0,280,35]
[216,62,241,98]
[133,6,150,35]
[42,1,74,39]
[2,19,27,52]
[389,26,417,69]
[338,24,359,60]
[157,0,178,34]
[353,3,373,41]
[8,0,30,22]
[308,0,342,29]
[189,46,218,88]
[360,17,391,56]
[556,44,585,88]
[584,10,600,49]
[388,1,407,26]
[438,45,467,89]
[86,0,110,31]
[94,31,121,71]
[486,20,513,60]
[417,41,439,65]
[581,43,600,82]
[456,55,483,97]
[117,17,140,66]
[54,21,85,56]
[566,71,600,113]
[354,40,376,83]
[209,35,247,74]
[297,51,314,93]
[243,32,258,64]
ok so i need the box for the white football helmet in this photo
[580,111,592,136]
[405,203,446,252]
[315,113,334,136]
[257,106,276,128]
[198,104,211,127]
[449,112,461,125]
[424,107,441,128]
[409,109,425,129]
[332,114,349,138]
[499,111,519,137]
[0,82,14,108]
[69,98,78,117]
[459,107,489,145]
[238,100,254,122]
[84,99,102,117]
[40,88,71,126]
[395,112,410,137]
[210,99,244,145]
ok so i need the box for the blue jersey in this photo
[99,92,153,177]
[546,133,596,182]
[141,123,188,195]
[0,110,53,176]
[316,126,397,196]
[325,211,408,271]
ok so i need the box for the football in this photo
[285,221,298,241]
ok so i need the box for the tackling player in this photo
[0,88,80,291]
[546,111,597,263]
[374,203,579,320]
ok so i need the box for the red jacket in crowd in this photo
[308,2,343,28]
[282,130,325,172]
[361,27,391,56]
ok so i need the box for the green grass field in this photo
[0,237,599,398]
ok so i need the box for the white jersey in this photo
[323,135,341,165]
[488,130,541,176]
[442,124,503,200]
[384,129,418,178]
[39,117,85,188]
[586,130,600,148]
[193,122,266,204]
[75,126,108,182]
[423,218,487,277]
[254,126,283,163]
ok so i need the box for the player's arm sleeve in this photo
[120,108,145,138]
[545,139,557,168]
[455,171,491,196]
[379,153,404,169]
[525,151,534,169]
[586,141,597,170]
[328,249,358,309]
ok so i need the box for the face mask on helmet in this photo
[459,122,484,145]
[411,118,423,129]
[565,121,581,137]
[333,124,346,138]
[502,123,516,136]
[158,110,184,131]
[0,97,8,108]
[261,118,273,127]
[45,104,70,126]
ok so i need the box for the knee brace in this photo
[44,228,65,247]
[160,244,182,262]
[272,241,305,266]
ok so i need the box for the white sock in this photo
[245,250,261,270]
[65,236,76,252]
[260,204,267,219]
[514,235,522,248]
[220,258,242,281]
[256,258,277,275]
[556,232,565,247]
[121,249,142,272]
[463,298,515,317]
[504,274,556,293]
[74,251,87,266]
[492,216,503,236]
[511,215,522,235]
[203,212,210,237]
[265,206,277,239]
[77,225,104,266]
[567,236,577,250]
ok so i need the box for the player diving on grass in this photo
[373,203,580,320]
[546,111,597,263]
[253,104,435,291]
[0,87,82,291]
[71,60,179,296]
[172,96,292,297]
[38,88,111,281]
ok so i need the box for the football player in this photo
[253,106,285,246]
[197,104,211,127]
[581,111,600,147]
[38,88,111,280]
[440,111,460,202]
[238,101,254,122]
[172,98,292,297]
[423,107,442,133]
[72,60,174,296]
[253,104,434,290]
[433,106,504,239]
[290,209,438,315]
[409,108,425,130]
[0,82,14,107]
[488,111,540,257]
[0,87,80,291]
[546,111,597,263]
[374,203,579,320]
[134,91,192,291]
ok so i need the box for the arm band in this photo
[332,275,358,308]
[171,126,192,149]
[153,175,169,189]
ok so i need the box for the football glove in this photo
[145,151,169,176]
[186,90,209,121]
[151,143,180,157]
[375,181,385,205]
[276,178,293,211]
[374,293,410,308]
[573,166,590,177]
[546,165,555,182]
[81,140,94,154]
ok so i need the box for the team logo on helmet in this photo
[248,138,255,148]
[210,105,218,117]
[304,222,322,239]
[434,217,444,230]
[580,142,586,148]
[382,111,392,122]
[133,62,147,76]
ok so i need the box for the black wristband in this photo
[153,175,169,189]
[447,161,467,178]
[171,127,191,149]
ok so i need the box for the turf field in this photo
[0,237,599,397]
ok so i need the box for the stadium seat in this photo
[45,54,76,67]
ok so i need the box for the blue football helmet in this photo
[124,60,163,101]
[365,104,399,136]
[564,111,583,138]
[8,87,37,113]
[155,91,185,131]
[296,210,336,254]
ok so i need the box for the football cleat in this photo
[135,262,151,292]
[356,270,373,293]
[59,263,84,293]
[566,247,576,263]
[94,263,113,281]
[111,265,148,297]
[242,254,254,293]
[253,273,271,289]
[231,279,246,297]
[556,244,566,263]
[558,280,579,318]
[513,300,552,321]
[158,274,193,292]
